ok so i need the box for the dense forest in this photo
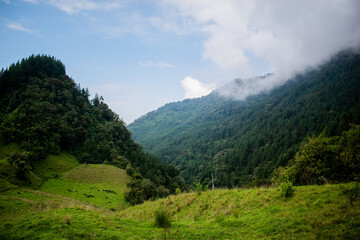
[0,55,185,204]
[129,50,360,188]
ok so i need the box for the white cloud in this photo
[6,22,40,36]
[165,0,360,94]
[46,0,121,14]
[181,76,216,99]
[139,60,173,69]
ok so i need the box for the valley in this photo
[0,52,359,239]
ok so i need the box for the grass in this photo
[63,164,130,187]
[1,182,359,239]
[32,152,78,179]
[117,183,360,239]
[0,147,359,239]
[38,164,131,210]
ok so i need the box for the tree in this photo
[274,125,360,185]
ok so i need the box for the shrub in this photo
[342,182,360,203]
[175,188,181,195]
[125,164,134,176]
[7,152,32,180]
[154,209,171,228]
[195,182,203,193]
[280,182,294,198]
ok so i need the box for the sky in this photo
[1,0,360,123]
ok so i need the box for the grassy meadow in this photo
[0,151,359,239]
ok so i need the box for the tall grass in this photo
[154,209,171,228]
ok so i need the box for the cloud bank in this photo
[181,76,216,99]
[166,0,360,98]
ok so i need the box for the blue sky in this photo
[1,0,359,123]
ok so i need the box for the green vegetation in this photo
[1,181,358,239]
[37,164,131,209]
[275,125,360,186]
[129,51,360,187]
[279,181,294,198]
[32,152,78,179]
[154,209,171,228]
[1,52,359,238]
[0,55,185,202]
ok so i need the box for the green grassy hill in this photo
[1,181,359,239]
[32,152,78,180]
[39,164,130,210]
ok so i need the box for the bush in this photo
[342,182,360,203]
[195,182,203,193]
[280,182,294,198]
[154,209,171,228]
[7,152,32,180]
[273,125,360,186]
[175,188,181,195]
[125,164,134,176]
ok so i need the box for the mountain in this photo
[0,55,185,203]
[128,50,360,187]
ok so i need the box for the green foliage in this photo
[279,182,294,198]
[175,188,181,195]
[342,181,360,203]
[32,152,78,179]
[7,152,32,180]
[125,164,134,177]
[275,125,360,186]
[129,51,360,187]
[196,182,203,193]
[4,152,41,187]
[124,177,171,205]
[245,179,272,188]
[111,156,129,169]
[0,55,184,203]
[0,178,17,192]
[154,209,171,228]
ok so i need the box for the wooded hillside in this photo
[0,55,185,203]
[129,51,360,187]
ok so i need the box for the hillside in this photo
[0,55,185,203]
[1,180,359,239]
[128,50,360,187]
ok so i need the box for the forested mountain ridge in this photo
[129,50,360,187]
[0,55,185,203]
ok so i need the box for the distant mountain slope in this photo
[129,51,360,187]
